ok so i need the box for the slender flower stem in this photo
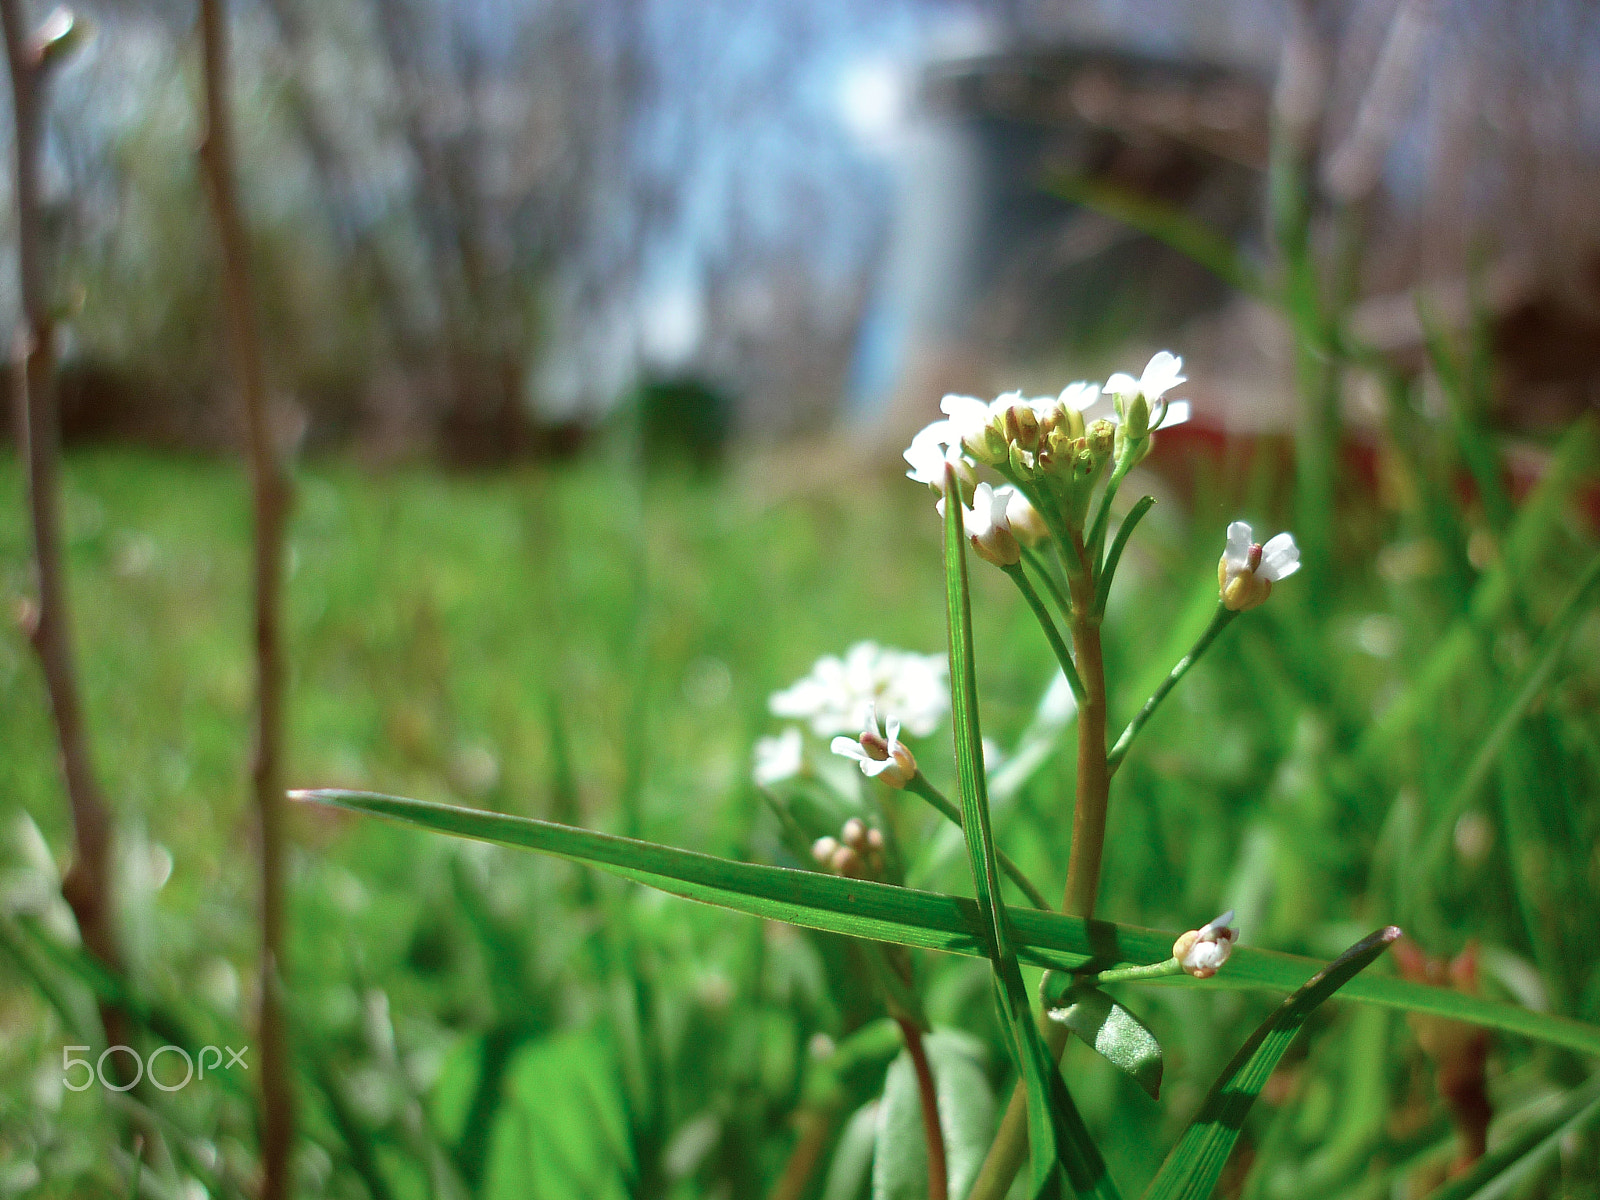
[905,774,1052,911]
[1107,605,1238,775]
[1070,958,1183,989]
[968,535,1111,1200]
[1020,544,1072,623]
[1002,562,1085,703]
[895,1017,949,1200]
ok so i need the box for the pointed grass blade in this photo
[942,465,1118,1200]
[1143,926,1402,1200]
[291,791,1600,1058]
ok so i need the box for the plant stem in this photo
[905,775,1052,911]
[968,535,1112,1200]
[895,1016,949,1200]
[197,3,295,1194]
[1062,540,1110,920]
[1021,544,1072,620]
[0,0,128,1056]
[1107,605,1237,775]
[1003,562,1085,703]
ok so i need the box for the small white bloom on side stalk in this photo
[1104,351,1191,441]
[962,482,1021,567]
[904,420,976,492]
[1218,521,1301,612]
[940,393,1017,465]
[1172,910,1238,979]
[997,485,1050,546]
[830,704,918,788]
[751,727,804,787]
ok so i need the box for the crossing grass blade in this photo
[291,792,1600,1058]
[1142,926,1403,1200]
[1423,1075,1600,1200]
[942,464,1117,1200]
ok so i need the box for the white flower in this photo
[962,482,1021,567]
[1105,351,1186,406]
[1104,351,1191,436]
[830,705,918,788]
[997,485,1049,546]
[751,727,804,787]
[1218,521,1300,612]
[769,642,949,738]
[944,391,1034,465]
[1172,909,1238,979]
[1054,381,1103,415]
[904,420,976,492]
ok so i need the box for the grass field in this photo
[3,432,1598,1199]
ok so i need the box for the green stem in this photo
[1106,605,1237,775]
[905,774,1051,912]
[1085,453,1134,570]
[1080,957,1181,987]
[968,536,1112,1200]
[1003,562,1086,704]
[1020,544,1072,622]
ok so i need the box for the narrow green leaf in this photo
[1047,987,1163,1100]
[1143,926,1402,1200]
[1044,175,1266,299]
[1094,495,1156,618]
[942,463,1118,1200]
[294,790,1600,1057]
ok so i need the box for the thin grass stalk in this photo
[0,0,130,1056]
[895,1017,949,1200]
[196,1,295,1193]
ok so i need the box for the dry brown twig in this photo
[0,0,129,1042]
[196,0,296,1194]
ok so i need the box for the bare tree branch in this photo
[196,2,295,1195]
[1,0,125,1015]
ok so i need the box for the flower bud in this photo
[1173,910,1237,979]
[964,482,1021,567]
[811,836,840,867]
[998,486,1049,546]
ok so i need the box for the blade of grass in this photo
[1143,926,1402,1200]
[943,464,1117,1200]
[1421,551,1600,875]
[1424,1076,1600,1200]
[293,788,1600,1057]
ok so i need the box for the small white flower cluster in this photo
[753,642,949,788]
[1172,910,1238,979]
[904,352,1192,560]
[1218,522,1301,612]
[768,641,949,738]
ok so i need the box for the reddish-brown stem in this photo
[896,1017,949,1200]
[1,0,126,1025]
[197,2,294,1195]
[766,1107,836,1200]
[1062,535,1110,920]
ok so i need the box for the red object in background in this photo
[1393,938,1493,1175]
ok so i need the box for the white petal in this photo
[1225,521,1253,568]
[1158,399,1191,429]
[830,737,868,762]
[1139,351,1185,400]
[885,716,902,743]
[1103,371,1138,397]
[1200,909,1235,936]
[1060,381,1102,411]
[1258,533,1300,582]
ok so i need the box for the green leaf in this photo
[943,464,1117,1200]
[292,790,1600,1059]
[1047,987,1163,1100]
[1143,926,1402,1200]
[823,1101,881,1200]
[873,1032,998,1200]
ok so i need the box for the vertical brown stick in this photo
[0,1,124,997]
[196,2,295,1195]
